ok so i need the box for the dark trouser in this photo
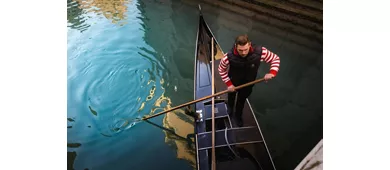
[227,85,253,120]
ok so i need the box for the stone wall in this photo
[196,0,323,44]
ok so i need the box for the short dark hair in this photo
[235,34,250,46]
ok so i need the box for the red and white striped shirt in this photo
[218,47,280,87]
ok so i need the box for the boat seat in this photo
[202,98,226,105]
[203,102,228,120]
[197,126,263,151]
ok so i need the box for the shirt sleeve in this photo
[218,53,233,86]
[260,47,280,76]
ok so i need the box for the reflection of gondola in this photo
[193,5,276,170]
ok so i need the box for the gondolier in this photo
[218,34,281,127]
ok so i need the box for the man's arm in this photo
[218,53,233,87]
[261,47,280,78]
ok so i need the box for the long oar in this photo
[211,37,216,170]
[135,77,265,122]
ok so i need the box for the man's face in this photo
[236,42,251,57]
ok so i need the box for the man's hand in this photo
[228,85,235,92]
[264,73,275,81]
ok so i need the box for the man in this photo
[218,34,280,127]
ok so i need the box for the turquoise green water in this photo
[67,0,323,170]
[67,0,196,169]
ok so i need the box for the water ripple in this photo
[68,35,169,137]
[67,1,196,169]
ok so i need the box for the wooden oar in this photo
[211,37,216,170]
[137,77,265,121]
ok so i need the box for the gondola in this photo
[193,5,277,170]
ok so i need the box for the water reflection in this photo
[67,0,90,32]
[67,0,131,32]
[88,105,98,116]
[75,0,130,24]
[144,119,194,146]
[163,111,196,169]
[67,151,77,170]
[135,1,197,168]
[67,143,82,148]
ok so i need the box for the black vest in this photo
[227,45,262,86]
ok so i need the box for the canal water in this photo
[67,0,323,170]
